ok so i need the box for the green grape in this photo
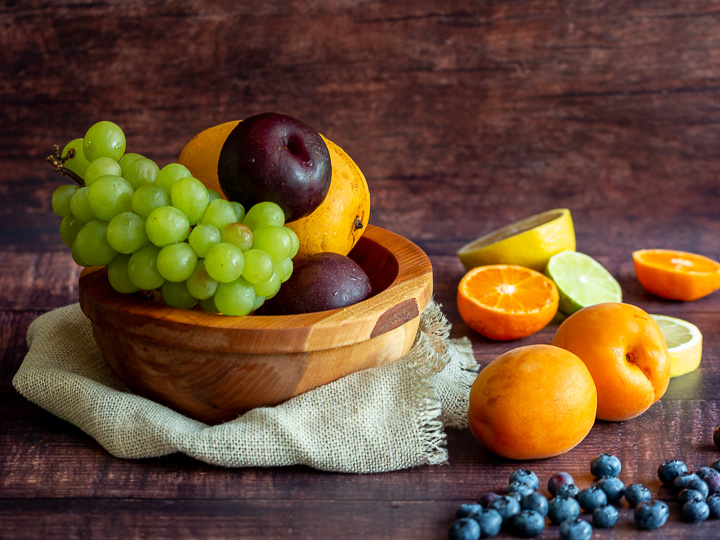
[118,152,144,173]
[73,220,117,266]
[231,201,245,222]
[200,198,237,230]
[199,296,220,313]
[241,249,274,284]
[171,177,209,225]
[132,183,169,218]
[88,175,134,221]
[285,227,300,259]
[70,187,96,222]
[186,260,218,300]
[52,184,78,217]
[253,272,280,298]
[204,242,244,283]
[127,244,165,290]
[71,241,89,267]
[83,121,126,162]
[207,189,221,202]
[123,157,159,189]
[59,215,86,248]
[251,226,292,262]
[106,212,149,254]
[107,254,139,294]
[145,206,190,247]
[275,257,294,283]
[214,277,256,316]
[243,201,285,230]
[220,222,253,252]
[157,242,197,282]
[156,163,192,193]
[188,223,221,257]
[160,280,197,310]
[251,294,265,312]
[61,138,90,179]
[85,157,122,186]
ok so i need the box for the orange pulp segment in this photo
[457,264,559,341]
[633,249,720,301]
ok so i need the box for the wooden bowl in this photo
[79,225,433,424]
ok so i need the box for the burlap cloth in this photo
[12,300,478,473]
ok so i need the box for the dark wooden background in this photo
[2,1,720,538]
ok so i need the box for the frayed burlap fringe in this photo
[13,300,478,473]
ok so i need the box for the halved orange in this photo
[457,265,559,341]
[633,249,720,301]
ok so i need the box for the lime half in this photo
[650,314,703,377]
[545,251,622,315]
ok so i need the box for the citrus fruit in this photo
[552,303,671,421]
[468,344,597,460]
[457,208,575,272]
[457,264,559,341]
[632,249,720,301]
[545,251,622,315]
[649,314,703,377]
[178,121,370,262]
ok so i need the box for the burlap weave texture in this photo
[13,301,477,473]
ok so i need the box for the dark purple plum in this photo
[218,112,331,222]
[260,252,372,315]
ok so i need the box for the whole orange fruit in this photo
[468,344,597,460]
[178,121,370,262]
[551,303,671,421]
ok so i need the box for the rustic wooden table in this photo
[2,1,720,538]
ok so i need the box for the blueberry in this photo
[487,495,521,522]
[507,481,534,499]
[547,495,581,524]
[509,469,539,491]
[596,476,625,504]
[590,453,622,478]
[469,508,502,539]
[506,491,523,503]
[658,459,689,487]
[511,509,544,538]
[697,468,720,495]
[548,472,575,496]
[682,500,710,523]
[634,500,670,530]
[559,518,593,540]
[592,504,619,528]
[554,484,580,498]
[456,503,484,519]
[714,425,720,450]
[477,492,499,508]
[707,494,720,518]
[685,477,709,499]
[678,488,705,506]
[448,518,481,540]
[625,484,652,508]
[522,492,548,517]
[577,486,608,512]
[673,473,701,494]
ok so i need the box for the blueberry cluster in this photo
[658,458,720,524]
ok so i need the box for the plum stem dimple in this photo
[46,144,85,186]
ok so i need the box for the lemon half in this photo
[650,314,703,377]
[457,209,575,272]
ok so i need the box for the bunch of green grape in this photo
[51,121,297,316]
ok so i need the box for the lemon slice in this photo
[545,251,622,315]
[457,209,575,272]
[650,314,703,377]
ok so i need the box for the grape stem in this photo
[46,145,85,186]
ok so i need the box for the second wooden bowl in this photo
[79,225,433,424]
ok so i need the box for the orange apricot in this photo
[468,344,597,460]
[551,303,671,421]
